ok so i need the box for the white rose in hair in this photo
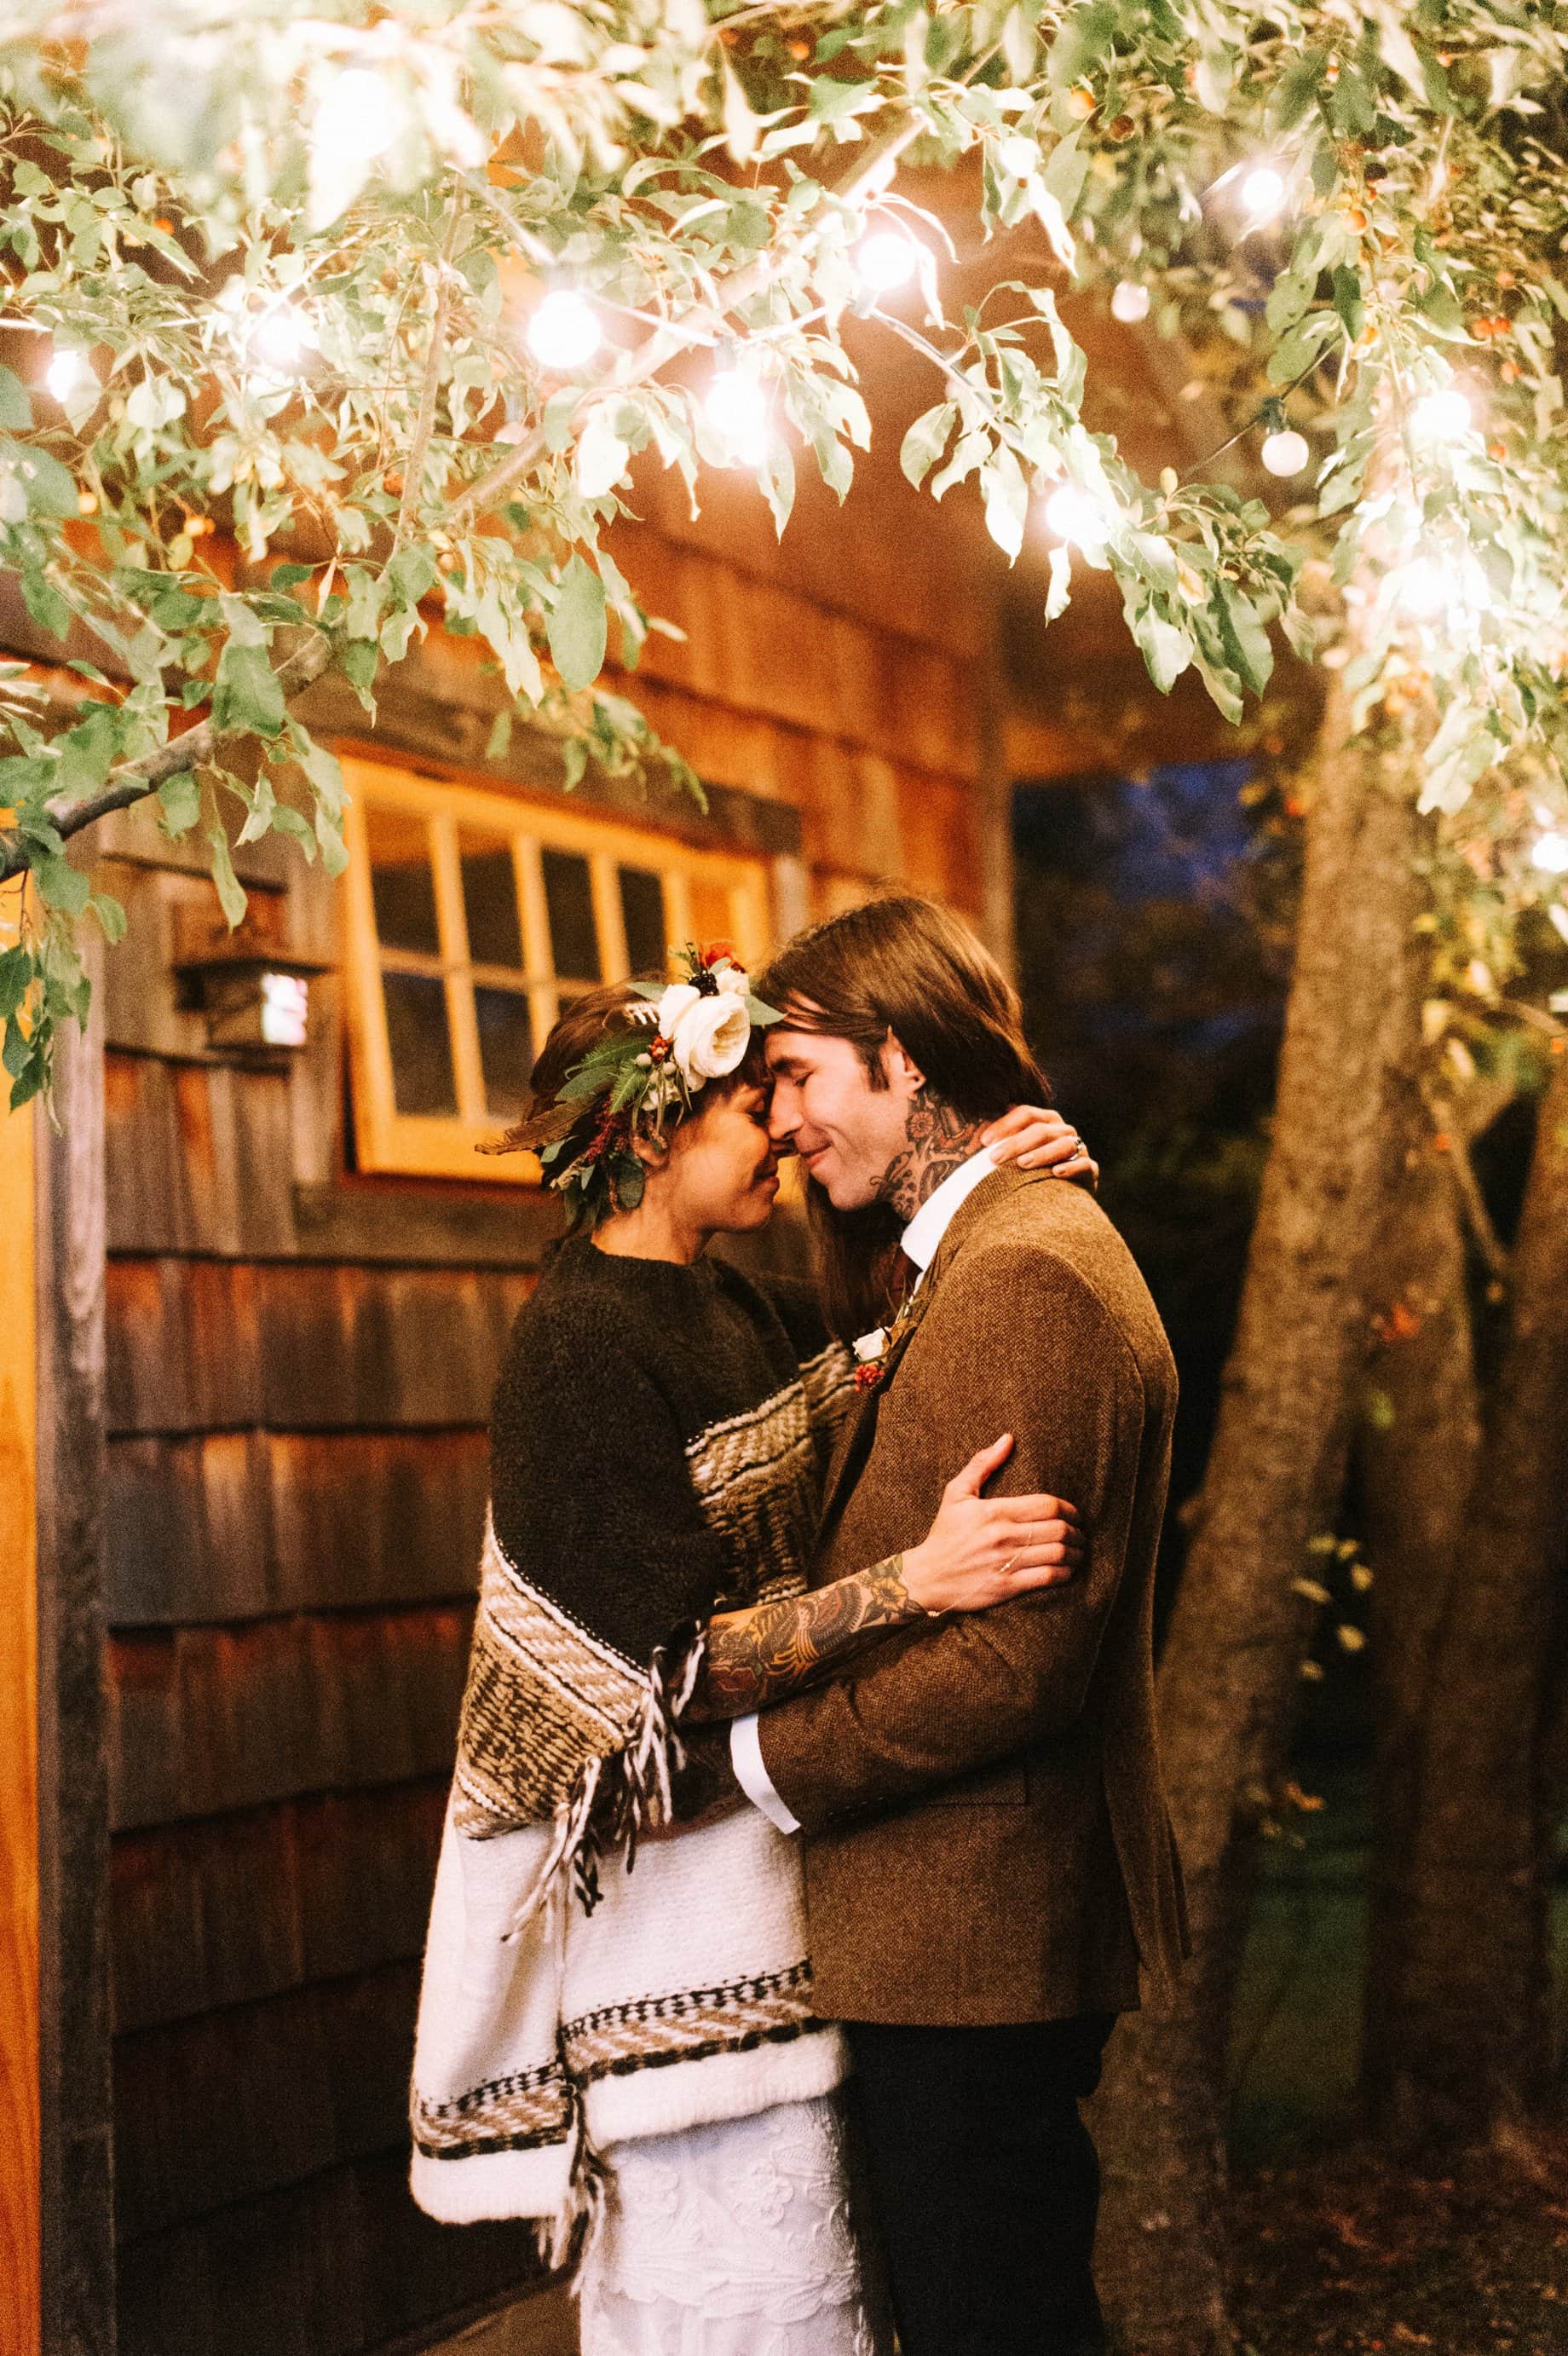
[709,959,750,997]
[670,990,751,1083]
[653,982,700,1037]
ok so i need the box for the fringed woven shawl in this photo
[409,1241,856,2253]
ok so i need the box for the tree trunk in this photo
[1376,1049,1568,2138]
[1355,1130,1482,2132]
[1095,683,1430,2355]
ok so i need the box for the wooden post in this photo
[35,933,115,2356]
[0,1083,40,2356]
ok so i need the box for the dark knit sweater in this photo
[453,1235,855,1839]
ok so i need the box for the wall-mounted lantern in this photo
[172,909,331,1056]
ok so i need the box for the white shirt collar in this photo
[900,1145,998,1277]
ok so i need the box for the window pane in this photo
[475,987,534,1120]
[619,866,666,978]
[366,805,441,956]
[381,972,457,1116]
[460,837,523,970]
[541,848,601,981]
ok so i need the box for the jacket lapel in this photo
[812,1164,1055,1562]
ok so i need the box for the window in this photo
[339,754,773,1182]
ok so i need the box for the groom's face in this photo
[764,1025,917,1210]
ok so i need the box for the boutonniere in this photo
[850,1287,920,1393]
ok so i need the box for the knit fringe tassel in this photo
[501,1622,706,1945]
[533,2088,614,2278]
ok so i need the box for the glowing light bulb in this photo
[705,367,770,465]
[527,290,602,372]
[1531,831,1568,875]
[856,229,919,295]
[46,349,89,402]
[251,304,312,371]
[1240,165,1287,222]
[1045,485,1109,548]
[1410,385,1473,441]
[1110,280,1150,324]
[1392,558,1447,619]
[316,66,398,174]
[1261,427,1309,476]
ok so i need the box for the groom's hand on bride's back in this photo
[900,1433,1084,1615]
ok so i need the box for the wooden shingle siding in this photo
[104,1257,531,1434]
[117,2154,540,2356]
[107,1608,471,1832]
[112,1782,447,2036]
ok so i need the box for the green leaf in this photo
[205,822,248,928]
[901,402,956,490]
[213,640,285,736]
[0,366,31,430]
[1044,543,1072,623]
[1330,264,1365,342]
[1137,610,1193,695]
[157,771,200,836]
[547,556,607,693]
[88,891,127,944]
[33,853,91,917]
[11,444,77,517]
[1213,586,1273,697]
[0,944,30,1020]
[385,544,437,608]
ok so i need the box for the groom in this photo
[725,896,1187,2356]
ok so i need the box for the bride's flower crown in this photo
[480,941,781,1221]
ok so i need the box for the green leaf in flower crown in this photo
[547,556,608,692]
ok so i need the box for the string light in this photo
[1260,426,1309,476]
[1531,831,1568,875]
[1390,558,1447,619]
[1044,485,1110,549]
[855,228,919,295]
[1110,280,1150,324]
[46,348,89,401]
[527,290,602,372]
[1410,385,1473,441]
[314,66,399,176]
[1240,165,1288,224]
[250,304,312,372]
[704,367,769,465]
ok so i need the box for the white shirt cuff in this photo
[729,1714,801,1835]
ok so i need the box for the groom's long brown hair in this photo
[758,896,1049,1340]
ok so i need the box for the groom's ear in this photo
[880,1031,927,1100]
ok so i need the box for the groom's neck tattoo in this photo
[879,1093,988,1223]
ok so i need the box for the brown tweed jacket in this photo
[756,1163,1188,2026]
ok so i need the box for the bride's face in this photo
[653,1078,781,1233]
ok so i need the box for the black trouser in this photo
[843,2013,1116,2356]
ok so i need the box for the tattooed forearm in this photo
[879,1094,989,1223]
[686,1557,925,1719]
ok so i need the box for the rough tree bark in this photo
[1356,1112,1485,2130]
[1094,679,1432,2356]
[1376,1048,1568,2139]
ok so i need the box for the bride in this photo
[410,944,1094,2353]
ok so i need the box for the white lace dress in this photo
[576,2093,890,2356]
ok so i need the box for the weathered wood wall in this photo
[0,1080,39,2356]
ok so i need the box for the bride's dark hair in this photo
[757,896,1050,1340]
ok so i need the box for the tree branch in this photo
[446,107,924,528]
[392,226,457,556]
[0,632,335,884]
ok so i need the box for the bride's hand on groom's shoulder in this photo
[901,1435,1085,1617]
[983,1106,1098,1192]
